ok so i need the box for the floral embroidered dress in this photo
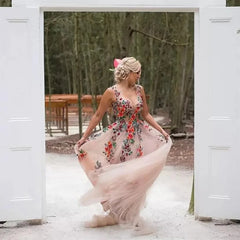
[74,84,172,226]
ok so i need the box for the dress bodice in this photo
[111,84,143,122]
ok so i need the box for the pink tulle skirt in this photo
[74,120,172,227]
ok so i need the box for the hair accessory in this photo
[113,59,122,68]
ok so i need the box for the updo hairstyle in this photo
[114,57,141,83]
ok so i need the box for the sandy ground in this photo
[1,153,240,240]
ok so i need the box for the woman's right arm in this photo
[77,88,114,147]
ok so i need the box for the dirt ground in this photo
[45,134,194,170]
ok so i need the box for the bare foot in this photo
[84,214,118,228]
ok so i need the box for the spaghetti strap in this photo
[111,85,121,100]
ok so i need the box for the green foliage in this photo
[0,0,11,7]
[226,0,240,6]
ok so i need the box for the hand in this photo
[162,130,169,142]
[77,137,86,147]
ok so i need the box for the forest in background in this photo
[44,12,194,133]
[1,0,240,133]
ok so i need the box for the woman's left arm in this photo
[140,86,169,141]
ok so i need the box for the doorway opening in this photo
[44,11,195,222]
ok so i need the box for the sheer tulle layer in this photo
[81,140,172,226]
[74,121,172,226]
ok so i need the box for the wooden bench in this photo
[45,99,68,135]
[45,94,103,135]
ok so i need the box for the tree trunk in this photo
[149,13,168,114]
[120,13,133,57]
[61,31,72,94]
[73,13,82,137]
[45,26,53,137]
[148,28,155,114]
[171,14,190,133]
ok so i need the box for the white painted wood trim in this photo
[194,10,200,218]
[12,0,226,11]
[39,9,46,222]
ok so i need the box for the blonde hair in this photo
[114,57,141,83]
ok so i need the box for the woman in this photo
[74,57,172,230]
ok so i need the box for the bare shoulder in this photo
[101,86,115,102]
[106,85,116,91]
[106,86,115,96]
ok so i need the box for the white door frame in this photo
[0,7,46,222]
[39,7,201,219]
[11,0,229,220]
